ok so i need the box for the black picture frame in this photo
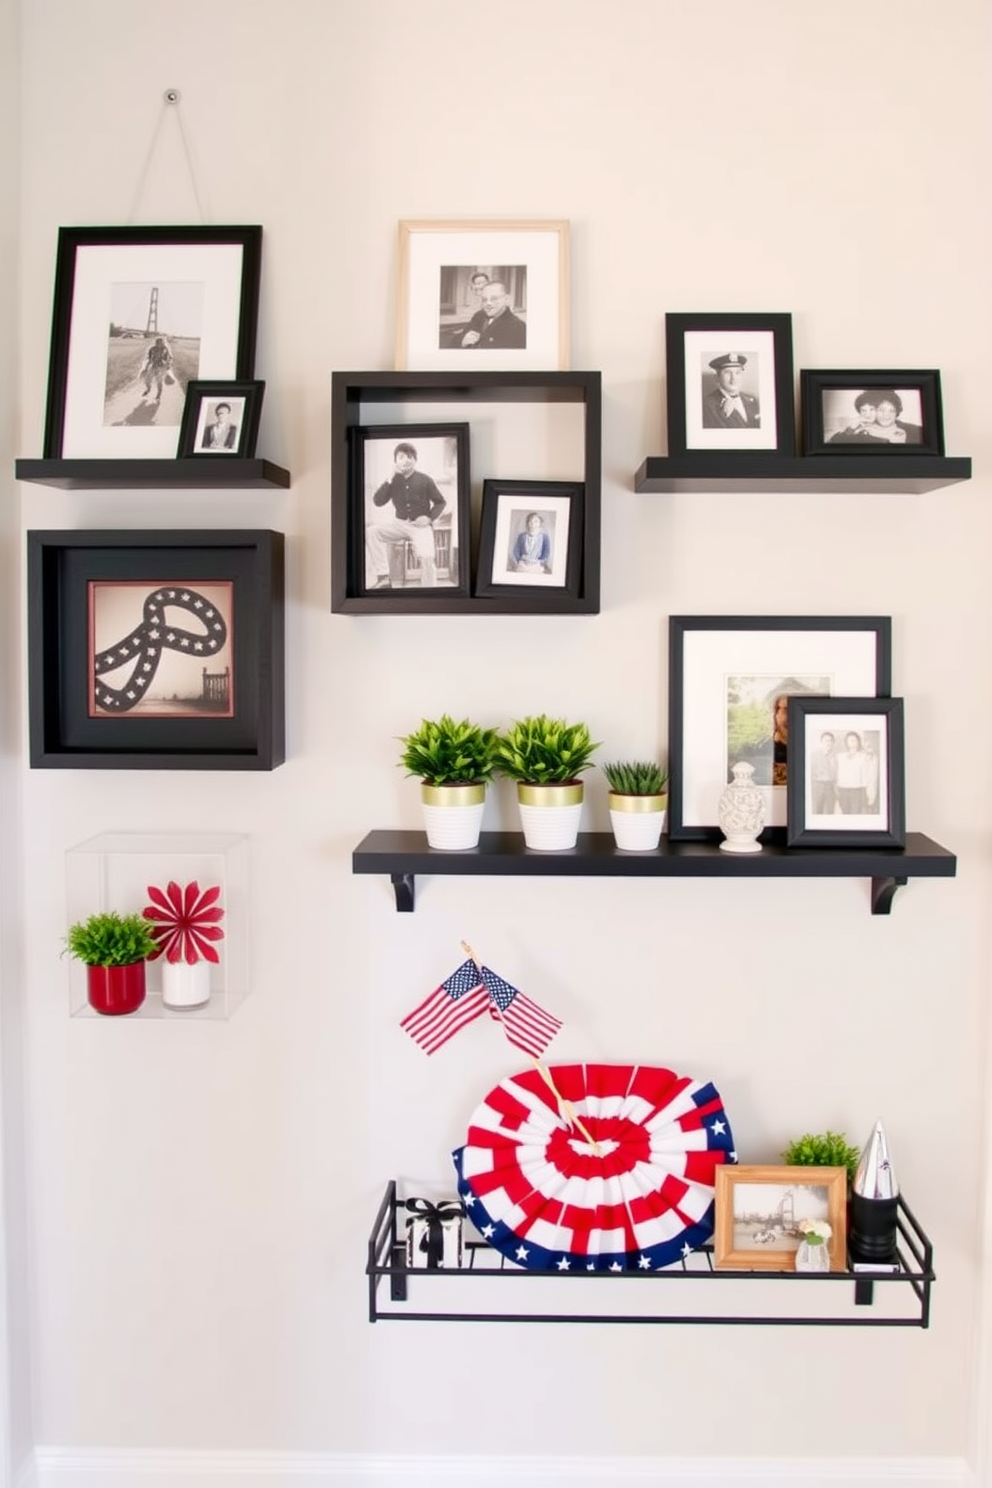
[665,312,795,458]
[800,370,944,457]
[42,225,262,460]
[178,380,265,459]
[27,530,284,771]
[474,479,584,601]
[786,697,906,848]
[351,422,471,601]
[668,615,892,842]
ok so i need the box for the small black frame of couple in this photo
[665,313,945,461]
[178,381,265,459]
[786,697,906,849]
[347,421,583,606]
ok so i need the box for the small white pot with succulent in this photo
[795,1218,833,1273]
[399,714,498,851]
[602,759,669,851]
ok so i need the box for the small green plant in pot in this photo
[398,714,499,851]
[495,714,600,851]
[65,911,159,1016]
[781,1130,861,1187]
[602,759,670,852]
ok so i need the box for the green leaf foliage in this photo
[781,1130,861,1184]
[602,759,669,796]
[494,715,600,784]
[398,714,499,785]
[64,911,159,967]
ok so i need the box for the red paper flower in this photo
[143,880,225,964]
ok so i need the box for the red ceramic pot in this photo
[86,961,146,1016]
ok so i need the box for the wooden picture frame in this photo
[42,224,262,459]
[396,219,569,372]
[178,380,265,459]
[27,530,284,770]
[801,370,944,456]
[665,312,795,458]
[474,479,583,601]
[715,1165,848,1272]
[786,696,906,848]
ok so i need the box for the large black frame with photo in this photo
[42,225,262,460]
[801,370,944,457]
[668,615,892,842]
[474,479,584,602]
[786,696,906,849]
[350,421,471,603]
[665,312,795,459]
[27,530,284,770]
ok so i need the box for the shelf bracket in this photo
[854,1277,875,1306]
[870,876,908,915]
[390,873,415,912]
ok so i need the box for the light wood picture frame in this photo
[395,219,569,371]
[714,1164,848,1271]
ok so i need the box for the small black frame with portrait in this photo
[349,421,471,605]
[786,696,905,849]
[801,370,944,457]
[27,529,284,771]
[178,380,265,459]
[665,312,795,459]
[475,479,584,602]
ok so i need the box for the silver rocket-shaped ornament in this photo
[853,1119,899,1200]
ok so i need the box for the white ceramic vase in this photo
[717,760,765,854]
[162,958,212,1010]
[795,1238,831,1273]
[421,783,486,850]
[608,793,667,851]
[517,782,584,851]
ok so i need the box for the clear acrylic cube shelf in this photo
[65,832,250,1020]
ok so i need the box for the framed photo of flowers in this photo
[714,1164,848,1272]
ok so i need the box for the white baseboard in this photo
[24,1447,975,1488]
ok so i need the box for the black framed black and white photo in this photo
[665,312,795,457]
[178,380,265,459]
[786,696,906,848]
[353,423,471,601]
[27,530,284,770]
[668,615,891,841]
[801,371,944,456]
[42,225,262,459]
[475,480,583,599]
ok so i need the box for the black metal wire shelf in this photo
[368,1181,935,1327]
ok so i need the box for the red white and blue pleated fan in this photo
[453,1062,736,1272]
[142,880,225,964]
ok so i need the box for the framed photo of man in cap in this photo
[665,312,795,457]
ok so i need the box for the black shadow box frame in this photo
[27,530,284,770]
[474,479,584,603]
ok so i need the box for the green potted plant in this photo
[602,759,669,851]
[398,714,499,850]
[494,714,599,850]
[781,1130,861,1187]
[64,911,159,1016]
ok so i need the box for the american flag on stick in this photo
[400,944,562,1059]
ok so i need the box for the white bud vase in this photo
[796,1238,831,1273]
[717,760,765,854]
[162,959,212,1009]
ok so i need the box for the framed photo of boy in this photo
[475,480,583,599]
[801,370,944,456]
[178,381,265,458]
[395,219,569,371]
[42,225,262,459]
[786,696,906,849]
[665,312,795,457]
[714,1165,848,1272]
[353,422,471,602]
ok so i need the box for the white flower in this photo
[798,1218,832,1243]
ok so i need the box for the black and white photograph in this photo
[730,1180,829,1256]
[178,380,265,459]
[396,219,569,371]
[474,480,584,600]
[665,312,795,457]
[715,1165,848,1272]
[801,370,944,456]
[437,266,527,351]
[89,581,234,720]
[786,696,906,848]
[357,423,470,598]
[103,281,203,430]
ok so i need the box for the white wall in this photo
[13,0,992,1478]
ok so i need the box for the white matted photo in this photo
[786,695,906,848]
[491,495,571,587]
[683,329,778,451]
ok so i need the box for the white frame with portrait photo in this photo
[395,220,569,372]
[786,696,906,849]
[178,380,265,459]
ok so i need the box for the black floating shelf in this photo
[634,454,971,494]
[368,1182,934,1326]
[352,830,956,915]
[15,458,291,491]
